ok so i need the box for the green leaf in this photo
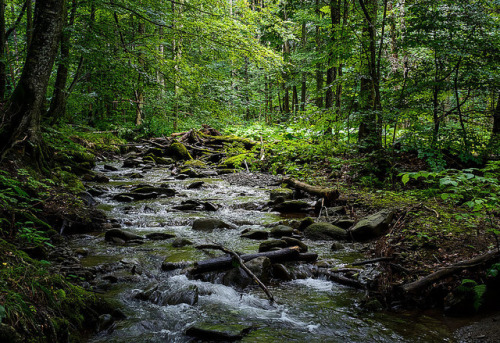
[401,174,410,185]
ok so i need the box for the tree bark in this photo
[357,0,382,151]
[491,92,500,142]
[282,177,339,204]
[0,0,5,102]
[0,0,65,162]
[48,0,76,124]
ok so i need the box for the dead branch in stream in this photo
[191,247,316,274]
[351,257,394,266]
[282,177,339,205]
[401,250,500,294]
[197,244,275,303]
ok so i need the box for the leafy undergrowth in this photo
[0,128,118,341]
[0,240,107,342]
[226,122,500,311]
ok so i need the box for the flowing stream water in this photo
[73,161,460,342]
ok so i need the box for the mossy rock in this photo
[57,170,85,193]
[183,159,208,168]
[72,150,96,165]
[219,154,251,169]
[270,188,293,201]
[166,142,193,161]
[151,155,175,165]
[304,223,347,240]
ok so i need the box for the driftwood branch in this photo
[197,244,275,303]
[282,177,339,205]
[315,268,366,289]
[351,256,394,266]
[401,250,500,293]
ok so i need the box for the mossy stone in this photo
[304,222,347,240]
[270,188,293,201]
[219,154,251,168]
[167,142,193,161]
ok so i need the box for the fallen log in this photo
[190,248,316,275]
[401,250,500,294]
[315,268,366,289]
[282,177,339,205]
[351,256,394,266]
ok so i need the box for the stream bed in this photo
[73,161,460,342]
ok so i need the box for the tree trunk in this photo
[0,0,5,102]
[315,0,323,108]
[490,91,500,146]
[48,0,77,124]
[0,0,64,162]
[357,0,382,151]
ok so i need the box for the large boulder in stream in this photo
[270,225,294,238]
[303,223,347,240]
[349,209,394,241]
[191,218,236,232]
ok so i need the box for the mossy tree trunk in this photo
[0,0,65,162]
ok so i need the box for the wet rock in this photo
[74,248,89,256]
[327,206,346,215]
[192,218,236,232]
[270,225,294,238]
[272,200,311,213]
[330,242,344,251]
[172,237,193,247]
[270,188,293,201]
[87,186,106,196]
[152,156,174,165]
[122,158,142,168]
[258,240,287,252]
[282,237,308,252]
[223,256,271,288]
[172,201,201,211]
[132,185,176,197]
[297,217,315,231]
[128,172,144,179]
[175,174,189,180]
[241,230,269,240]
[187,181,205,189]
[180,168,201,178]
[303,223,347,240]
[103,164,119,171]
[146,232,176,240]
[272,263,293,281]
[203,202,218,211]
[98,314,114,331]
[349,209,394,241]
[93,174,110,183]
[151,285,199,306]
[134,284,159,301]
[105,229,144,242]
[334,218,355,229]
[79,191,98,206]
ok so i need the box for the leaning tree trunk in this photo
[0,0,64,162]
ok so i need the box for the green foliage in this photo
[399,162,500,213]
[0,170,52,246]
[459,279,487,311]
